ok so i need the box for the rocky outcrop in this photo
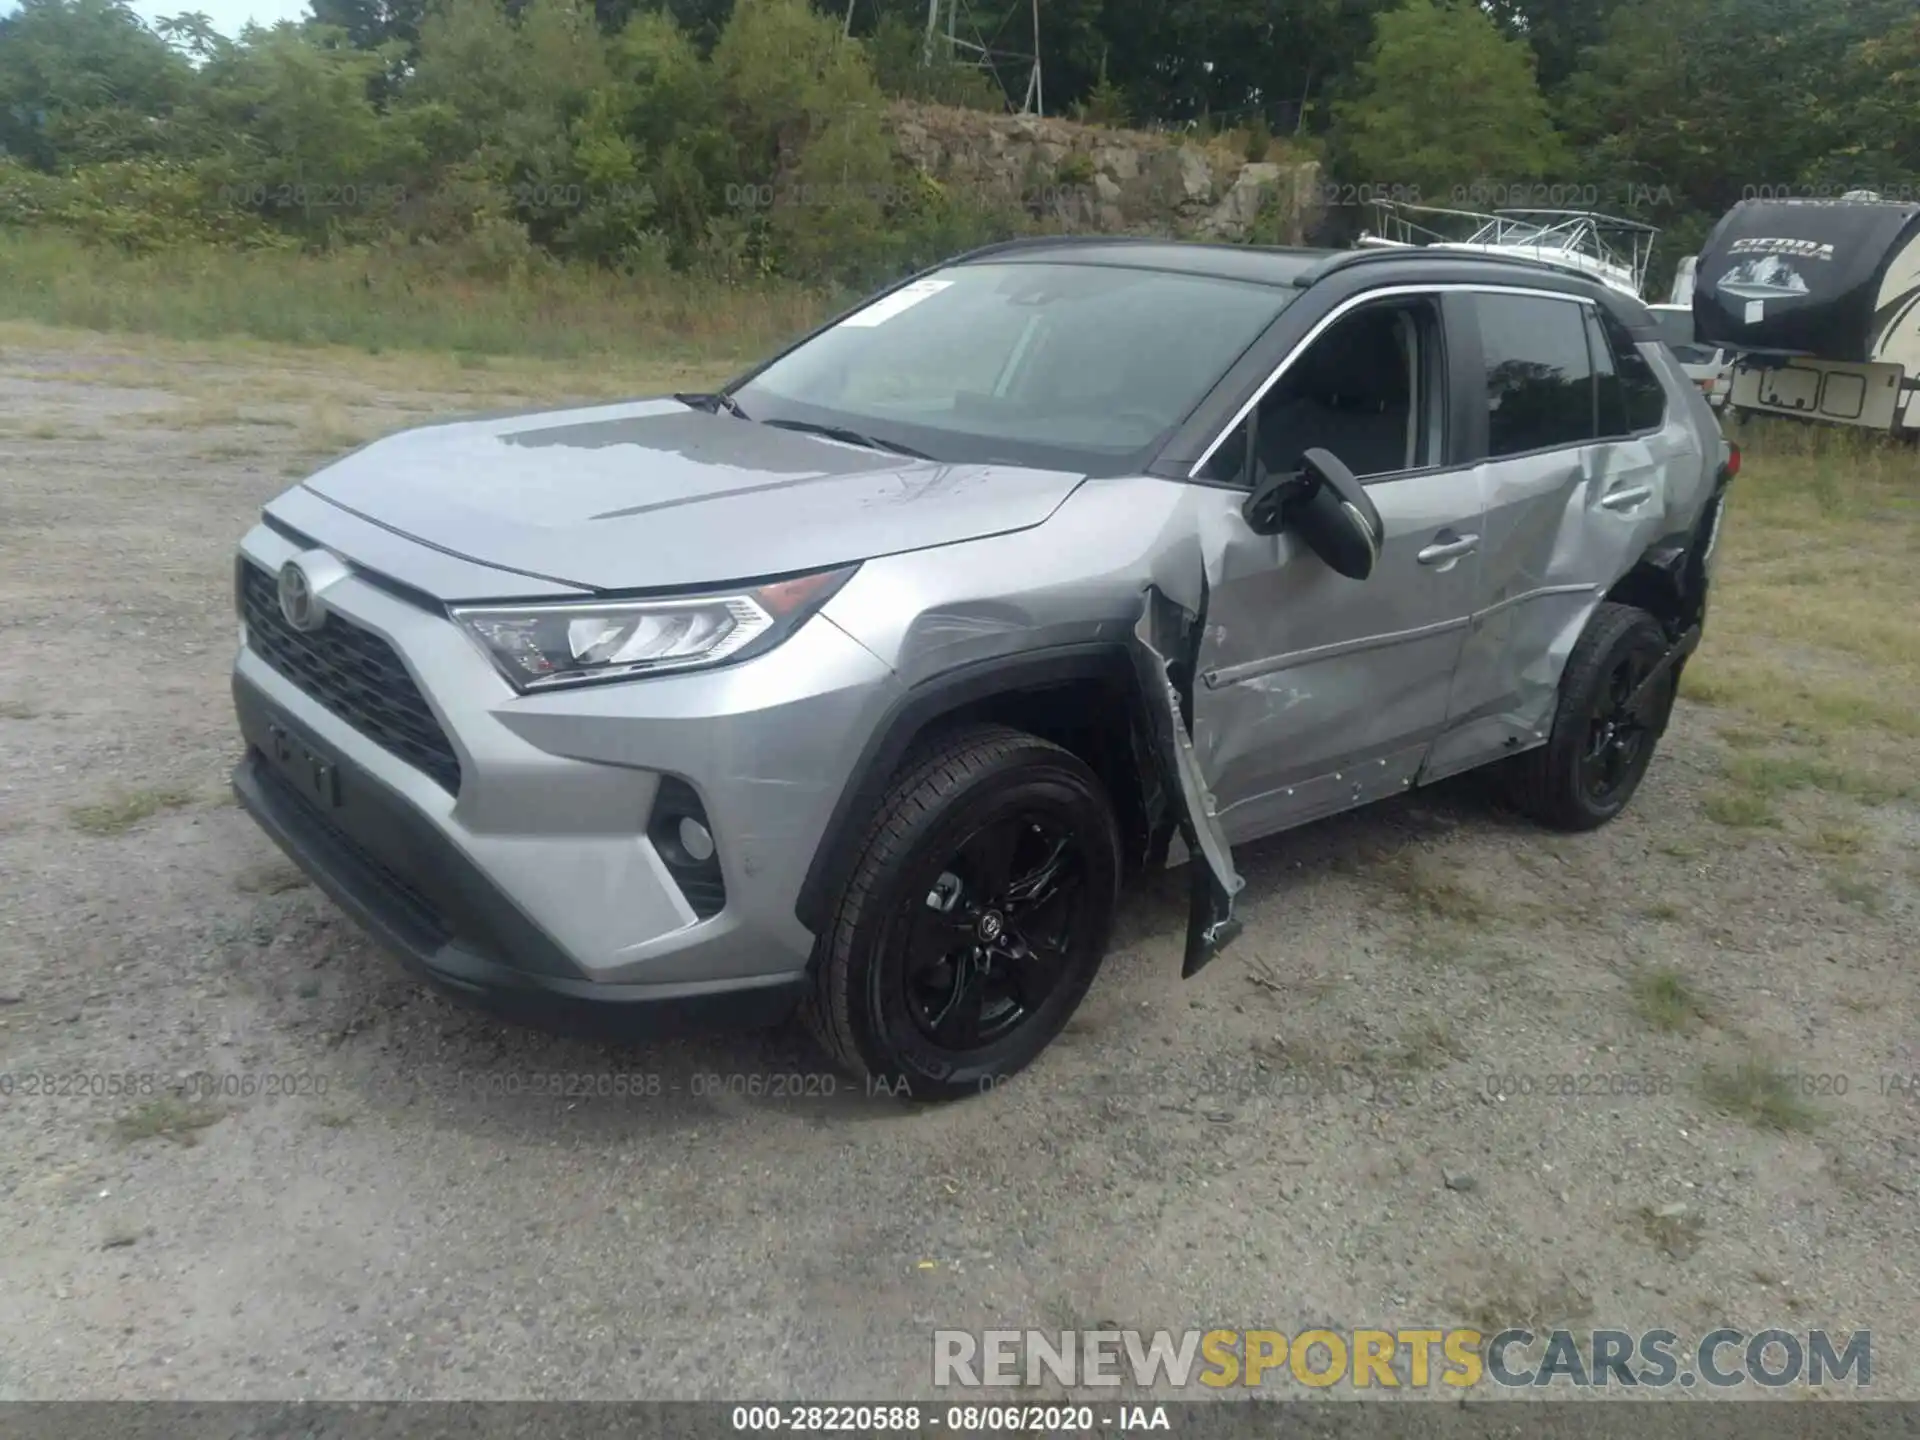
[887,102,1323,245]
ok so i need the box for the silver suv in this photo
[230,237,1736,1101]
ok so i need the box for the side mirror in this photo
[1240,447,1384,581]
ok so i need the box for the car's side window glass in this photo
[1200,298,1443,487]
[1598,308,1668,433]
[1199,417,1254,484]
[1478,293,1595,457]
[1585,307,1627,437]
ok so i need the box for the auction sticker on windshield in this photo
[840,279,954,327]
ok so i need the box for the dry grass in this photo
[1826,869,1887,915]
[1382,856,1496,926]
[1699,1059,1822,1133]
[1453,1258,1595,1336]
[112,1098,225,1146]
[1702,788,1778,829]
[1637,1204,1707,1261]
[1720,751,1912,806]
[1630,966,1710,1032]
[69,786,197,835]
[1681,421,1920,742]
[1802,825,1869,858]
[0,318,739,434]
[0,232,828,367]
[234,861,309,895]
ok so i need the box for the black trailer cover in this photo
[1693,198,1920,361]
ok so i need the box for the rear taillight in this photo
[1725,443,1741,479]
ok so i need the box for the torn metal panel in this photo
[1131,583,1245,978]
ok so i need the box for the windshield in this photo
[733,261,1294,472]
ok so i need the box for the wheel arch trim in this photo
[793,644,1152,937]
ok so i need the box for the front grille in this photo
[240,562,463,793]
[252,753,453,949]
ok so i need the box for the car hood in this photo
[295,398,1087,593]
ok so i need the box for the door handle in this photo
[1600,485,1654,511]
[1417,533,1479,566]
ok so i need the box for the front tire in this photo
[1506,602,1674,832]
[802,724,1121,1103]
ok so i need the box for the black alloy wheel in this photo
[899,809,1092,1052]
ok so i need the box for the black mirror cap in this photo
[1295,448,1383,581]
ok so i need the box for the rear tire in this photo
[801,724,1120,1103]
[1506,602,1674,832]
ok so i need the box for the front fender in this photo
[1131,584,1245,977]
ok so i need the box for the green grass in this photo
[0,229,831,366]
[1802,825,1868,858]
[1719,751,1912,806]
[69,785,198,835]
[1699,1060,1822,1133]
[112,1098,225,1145]
[1630,966,1709,1032]
[1827,869,1887,915]
[1702,788,1778,829]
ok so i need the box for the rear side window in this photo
[1592,307,1668,434]
[1476,293,1595,457]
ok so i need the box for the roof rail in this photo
[947,234,1332,265]
[1302,245,1615,288]
[946,234,1176,264]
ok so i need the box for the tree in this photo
[1853,10,1920,180]
[1482,0,1626,92]
[1332,0,1566,201]
[0,0,194,168]
[179,22,418,239]
[710,0,893,278]
[305,0,426,56]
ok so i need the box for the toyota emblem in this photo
[278,560,322,632]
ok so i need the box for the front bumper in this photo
[228,515,901,1037]
[231,739,807,1038]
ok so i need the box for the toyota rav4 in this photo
[230,237,1736,1101]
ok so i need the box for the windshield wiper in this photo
[674,391,751,420]
[759,418,933,460]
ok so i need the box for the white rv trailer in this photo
[1694,194,1920,434]
[1355,201,1661,299]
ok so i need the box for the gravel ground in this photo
[0,331,1915,1402]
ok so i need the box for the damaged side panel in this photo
[1131,583,1245,978]
[817,473,1251,979]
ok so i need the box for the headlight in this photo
[451,565,857,692]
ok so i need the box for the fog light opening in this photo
[677,815,716,863]
[647,775,727,920]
